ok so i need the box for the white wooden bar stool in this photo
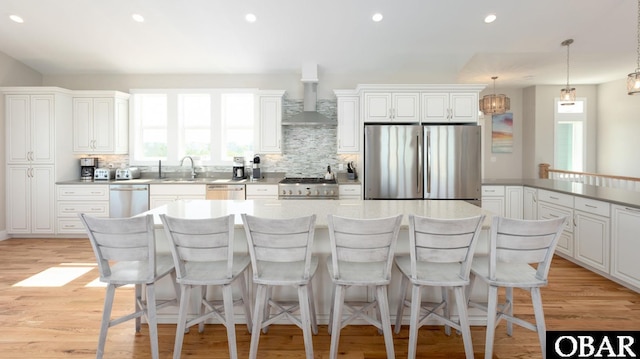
[241,214,318,359]
[394,214,485,359]
[468,216,566,359]
[79,213,179,359]
[160,214,252,359]
[326,214,403,359]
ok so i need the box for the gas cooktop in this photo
[279,177,337,184]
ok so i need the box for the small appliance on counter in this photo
[232,156,246,180]
[80,157,99,181]
[251,155,261,180]
[115,167,141,180]
[94,168,115,181]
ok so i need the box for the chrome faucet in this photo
[179,156,196,179]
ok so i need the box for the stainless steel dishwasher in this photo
[205,184,245,199]
[109,184,150,218]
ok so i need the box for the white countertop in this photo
[143,199,493,228]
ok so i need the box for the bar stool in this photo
[160,214,252,359]
[241,214,318,359]
[394,214,485,359]
[468,216,566,359]
[79,213,179,359]
[326,214,403,359]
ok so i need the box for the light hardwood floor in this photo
[1,238,639,358]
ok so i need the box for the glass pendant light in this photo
[480,76,510,115]
[560,39,576,105]
[627,0,640,95]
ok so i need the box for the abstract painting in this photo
[492,112,513,153]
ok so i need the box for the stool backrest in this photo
[489,216,566,281]
[327,214,403,281]
[241,214,317,280]
[79,213,156,281]
[409,214,485,280]
[160,214,235,280]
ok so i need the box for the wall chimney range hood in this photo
[282,63,336,126]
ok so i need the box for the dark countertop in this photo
[483,178,640,209]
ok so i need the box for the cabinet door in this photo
[31,95,55,164]
[256,96,282,153]
[73,98,93,152]
[611,205,640,288]
[574,211,610,273]
[523,187,538,220]
[6,166,30,233]
[6,95,54,164]
[337,96,360,153]
[392,93,420,122]
[6,165,55,234]
[538,201,573,257]
[421,93,449,123]
[364,93,392,122]
[6,95,31,163]
[505,186,523,219]
[449,93,478,123]
[31,166,56,234]
[339,184,362,199]
[92,98,115,152]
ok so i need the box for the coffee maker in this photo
[251,155,261,181]
[80,157,99,180]
[232,156,246,180]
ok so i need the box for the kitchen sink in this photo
[159,178,246,184]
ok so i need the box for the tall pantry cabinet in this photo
[4,87,76,235]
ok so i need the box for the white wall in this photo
[597,79,640,177]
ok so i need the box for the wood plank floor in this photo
[1,238,639,358]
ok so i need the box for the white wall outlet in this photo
[338,163,344,171]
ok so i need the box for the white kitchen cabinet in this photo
[149,184,206,209]
[505,186,523,219]
[6,94,55,164]
[537,190,574,257]
[246,184,279,199]
[611,205,640,289]
[573,197,610,273]
[421,92,478,123]
[7,165,56,234]
[481,185,505,216]
[255,91,284,154]
[335,92,360,153]
[339,184,362,199]
[56,184,109,234]
[73,92,129,154]
[363,92,420,123]
[523,186,538,220]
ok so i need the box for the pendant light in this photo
[627,0,640,94]
[560,39,576,105]
[480,76,510,115]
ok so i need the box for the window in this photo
[554,98,586,172]
[130,90,255,165]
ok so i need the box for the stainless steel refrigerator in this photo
[364,124,481,205]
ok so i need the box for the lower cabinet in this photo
[537,190,574,257]
[505,186,523,219]
[339,184,362,199]
[481,185,505,217]
[56,184,109,234]
[149,184,206,208]
[245,184,279,199]
[573,197,610,273]
[7,165,56,235]
[611,205,640,289]
[523,186,538,220]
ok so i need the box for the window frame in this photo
[554,97,587,172]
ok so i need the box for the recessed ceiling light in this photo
[9,15,24,23]
[245,13,257,23]
[372,13,383,22]
[132,14,145,23]
[484,14,497,23]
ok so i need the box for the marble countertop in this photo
[143,199,492,229]
[483,178,640,209]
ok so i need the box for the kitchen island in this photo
[144,199,495,325]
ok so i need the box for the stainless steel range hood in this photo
[282,64,336,126]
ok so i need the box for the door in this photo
[364,125,422,199]
[424,125,481,200]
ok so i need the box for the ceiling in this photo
[0,0,637,88]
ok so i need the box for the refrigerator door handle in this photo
[417,134,422,194]
[425,130,431,194]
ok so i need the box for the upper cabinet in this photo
[73,91,129,154]
[421,92,478,123]
[255,91,285,154]
[6,94,56,164]
[363,92,420,123]
[334,90,360,153]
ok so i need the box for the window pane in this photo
[139,94,167,127]
[221,93,254,161]
[223,129,253,160]
[184,129,211,160]
[142,129,167,158]
[180,94,210,127]
[557,100,584,113]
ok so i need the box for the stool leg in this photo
[249,284,267,359]
[484,285,499,359]
[442,287,451,336]
[146,283,159,359]
[376,285,395,359]
[239,274,253,333]
[329,285,345,359]
[454,286,474,359]
[394,274,409,334]
[97,284,116,359]
[506,287,514,336]
[328,284,336,335]
[173,284,191,359]
[298,285,315,359]
[531,287,547,359]
[307,280,318,335]
[135,284,142,332]
[407,284,422,359]
[198,285,206,333]
[222,284,238,359]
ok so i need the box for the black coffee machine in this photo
[232,156,246,180]
[80,157,99,180]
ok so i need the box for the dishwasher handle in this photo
[206,185,245,191]
[110,187,149,191]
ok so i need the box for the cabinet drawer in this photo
[57,202,109,217]
[150,184,206,196]
[57,185,109,200]
[481,185,504,196]
[538,189,573,207]
[246,185,278,197]
[538,202,573,232]
[574,197,610,217]
[339,185,362,196]
[57,218,105,234]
